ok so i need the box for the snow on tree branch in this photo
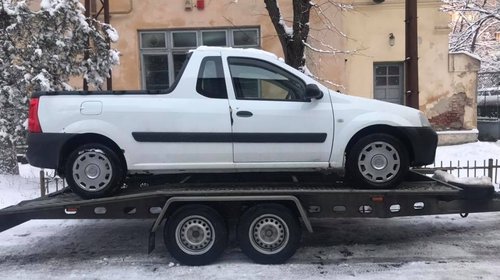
[263,0,355,88]
[303,39,359,55]
[0,0,120,174]
[301,64,346,90]
[442,0,500,71]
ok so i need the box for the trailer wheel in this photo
[346,133,409,188]
[65,143,124,199]
[237,203,301,264]
[164,204,227,266]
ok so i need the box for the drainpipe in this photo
[405,0,419,109]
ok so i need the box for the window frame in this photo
[171,30,199,49]
[201,30,228,47]
[140,52,170,91]
[227,57,307,102]
[140,31,168,50]
[139,27,260,90]
[232,29,260,48]
[373,62,405,104]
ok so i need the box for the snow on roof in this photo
[194,46,279,61]
[449,51,482,62]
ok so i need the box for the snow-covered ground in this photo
[1,141,500,279]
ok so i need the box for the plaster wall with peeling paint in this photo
[423,53,480,130]
[344,0,479,130]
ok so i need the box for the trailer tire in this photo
[346,133,409,189]
[164,204,227,266]
[237,203,301,264]
[65,143,124,199]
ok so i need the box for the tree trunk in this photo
[0,137,20,175]
[264,0,311,70]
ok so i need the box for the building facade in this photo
[98,0,479,130]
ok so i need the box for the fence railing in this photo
[415,158,499,185]
[39,170,66,197]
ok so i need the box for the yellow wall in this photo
[344,0,479,129]
[74,0,479,129]
[108,0,279,90]
[344,0,450,99]
[106,0,346,91]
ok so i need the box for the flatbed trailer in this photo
[0,171,498,265]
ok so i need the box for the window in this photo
[375,65,401,86]
[143,54,169,90]
[373,63,404,104]
[233,29,259,47]
[197,57,227,99]
[228,57,306,101]
[141,32,166,48]
[172,32,197,48]
[140,27,259,90]
[202,31,227,46]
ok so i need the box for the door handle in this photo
[236,111,253,117]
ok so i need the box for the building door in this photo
[374,63,404,104]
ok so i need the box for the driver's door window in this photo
[228,57,306,101]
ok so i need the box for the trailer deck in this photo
[1,170,498,265]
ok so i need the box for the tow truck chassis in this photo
[1,171,498,265]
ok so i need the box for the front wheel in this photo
[65,143,124,199]
[346,133,409,188]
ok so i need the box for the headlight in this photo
[419,112,431,127]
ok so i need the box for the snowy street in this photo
[1,141,500,279]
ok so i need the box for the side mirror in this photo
[305,84,323,100]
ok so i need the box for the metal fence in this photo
[39,170,66,197]
[416,158,500,185]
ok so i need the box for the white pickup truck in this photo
[27,47,437,198]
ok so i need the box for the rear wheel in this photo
[237,203,301,264]
[65,143,124,199]
[346,133,409,188]
[164,204,227,266]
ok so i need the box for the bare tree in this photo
[263,0,355,74]
[443,0,500,71]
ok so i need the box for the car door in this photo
[224,56,334,166]
[125,51,234,171]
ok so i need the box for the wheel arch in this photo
[344,125,415,163]
[58,133,127,176]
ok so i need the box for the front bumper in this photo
[398,127,438,166]
[26,133,76,169]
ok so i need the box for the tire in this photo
[346,133,409,189]
[164,204,227,266]
[65,143,124,199]
[237,203,301,264]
